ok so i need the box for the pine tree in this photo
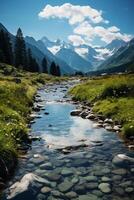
[56,65,61,76]
[0,30,13,64]
[42,57,48,73]
[27,48,39,72]
[14,28,27,69]
[50,61,57,76]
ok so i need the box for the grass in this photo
[0,63,68,156]
[70,74,134,138]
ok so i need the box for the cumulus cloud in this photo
[68,35,85,46]
[38,3,106,25]
[74,22,132,44]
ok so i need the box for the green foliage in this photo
[42,57,48,73]
[70,74,134,138]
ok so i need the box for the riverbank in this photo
[0,63,68,189]
[69,74,134,141]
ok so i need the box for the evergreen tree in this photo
[42,57,48,73]
[56,65,61,76]
[27,48,39,72]
[14,28,27,69]
[0,30,13,64]
[50,61,57,76]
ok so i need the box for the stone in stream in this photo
[65,191,77,198]
[4,173,51,200]
[78,194,98,200]
[40,186,51,194]
[43,172,61,182]
[125,187,134,193]
[112,154,134,168]
[84,175,98,182]
[58,180,74,193]
[39,162,53,170]
[36,193,47,200]
[70,110,82,116]
[86,182,98,190]
[61,168,74,176]
[112,168,127,175]
[98,182,111,194]
[86,113,96,120]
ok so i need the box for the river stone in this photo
[115,187,125,195]
[41,186,51,194]
[71,177,79,184]
[37,193,47,200]
[112,154,134,168]
[101,177,111,182]
[70,110,82,116]
[74,184,86,194]
[92,190,103,197]
[5,173,51,199]
[119,180,132,188]
[86,182,98,190]
[58,180,74,193]
[61,168,74,176]
[125,187,134,193]
[78,194,98,200]
[112,175,122,181]
[40,162,53,170]
[98,183,111,194]
[65,191,77,198]
[112,168,127,175]
[84,175,98,182]
[72,159,89,167]
[30,157,45,165]
[43,172,61,182]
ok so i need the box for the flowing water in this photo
[4,80,134,200]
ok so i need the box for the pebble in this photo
[41,186,51,194]
[58,180,74,193]
[98,183,111,193]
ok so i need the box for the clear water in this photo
[4,81,134,200]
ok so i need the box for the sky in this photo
[0,0,134,47]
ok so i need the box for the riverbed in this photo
[3,80,134,200]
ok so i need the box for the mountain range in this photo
[0,22,133,75]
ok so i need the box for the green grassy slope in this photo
[70,74,134,138]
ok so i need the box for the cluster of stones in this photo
[3,150,134,200]
[70,106,121,133]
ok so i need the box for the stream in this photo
[3,80,134,200]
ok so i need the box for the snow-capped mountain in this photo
[25,36,75,74]
[56,47,93,73]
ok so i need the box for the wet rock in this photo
[86,182,98,190]
[105,125,113,131]
[112,154,134,168]
[71,177,79,184]
[104,118,113,124]
[40,162,53,170]
[115,187,125,196]
[125,187,134,193]
[61,168,74,176]
[112,175,122,181]
[58,180,74,193]
[74,184,86,194]
[101,177,111,182]
[36,193,47,200]
[70,110,82,116]
[40,186,51,194]
[72,159,89,167]
[86,113,96,120]
[5,173,51,199]
[65,191,77,198]
[113,125,120,131]
[92,190,103,197]
[44,112,49,115]
[93,123,103,128]
[30,113,42,119]
[112,168,127,175]
[119,180,132,188]
[84,175,98,182]
[44,172,61,182]
[78,194,98,200]
[30,156,45,165]
[98,183,111,194]
[80,111,89,118]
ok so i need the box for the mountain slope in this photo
[56,47,92,73]
[98,38,134,72]
[25,36,74,74]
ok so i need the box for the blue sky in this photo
[0,0,133,46]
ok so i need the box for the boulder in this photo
[70,110,82,116]
[112,154,134,168]
[4,173,51,200]
[86,113,96,120]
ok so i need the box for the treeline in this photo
[0,28,61,76]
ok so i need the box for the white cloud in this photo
[74,22,132,44]
[68,35,85,46]
[38,3,105,25]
